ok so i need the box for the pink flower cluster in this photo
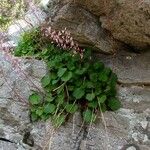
[40,26,84,56]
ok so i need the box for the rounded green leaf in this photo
[110,73,118,83]
[99,68,111,82]
[61,71,73,81]
[88,101,98,108]
[31,113,38,121]
[44,103,56,114]
[85,81,94,88]
[50,72,57,80]
[65,104,78,114]
[86,93,95,101]
[57,68,67,77]
[99,74,108,82]
[55,93,65,105]
[75,80,83,87]
[93,62,104,70]
[73,88,85,99]
[67,63,75,70]
[41,75,51,87]
[29,92,41,105]
[36,108,43,116]
[95,88,102,95]
[52,79,59,85]
[45,94,54,102]
[105,68,111,75]
[89,73,98,82]
[41,114,50,121]
[75,68,87,75]
[30,106,36,113]
[108,98,121,111]
[98,95,107,103]
[83,109,96,123]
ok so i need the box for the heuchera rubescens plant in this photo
[41,25,83,55]
[14,25,121,128]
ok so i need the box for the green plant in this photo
[14,28,46,57]
[14,28,121,128]
[0,0,28,31]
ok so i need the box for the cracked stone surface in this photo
[0,50,150,149]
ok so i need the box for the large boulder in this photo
[73,0,150,50]
[51,4,120,53]
[41,0,150,51]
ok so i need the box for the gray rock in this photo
[81,85,150,150]
[41,0,150,51]
[0,52,46,149]
[73,0,115,16]
[0,141,18,150]
[40,1,121,54]
[6,0,150,54]
[1,41,17,49]
[95,49,150,85]
[52,4,120,54]
[100,0,150,50]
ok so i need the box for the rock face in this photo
[51,3,119,53]
[0,50,150,150]
[40,0,121,54]
[100,0,150,50]
[73,0,115,16]
[41,0,150,51]
[95,49,150,85]
[7,0,150,53]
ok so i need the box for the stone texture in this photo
[41,0,150,51]
[39,1,121,54]
[0,50,150,149]
[0,141,18,150]
[95,49,150,85]
[100,0,150,50]
[81,85,150,150]
[73,0,115,16]
[0,51,46,149]
[51,4,119,53]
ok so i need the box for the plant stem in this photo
[65,85,69,101]
[53,82,65,92]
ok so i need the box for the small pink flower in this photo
[41,25,83,57]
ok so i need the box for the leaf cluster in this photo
[14,29,121,128]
